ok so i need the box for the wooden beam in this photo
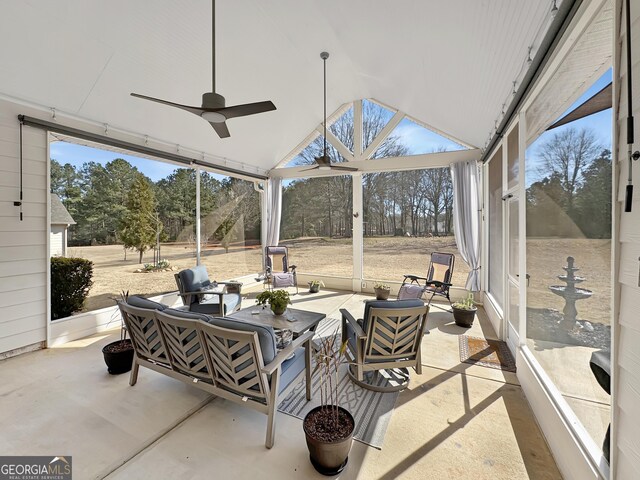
[361,111,404,159]
[274,130,321,168]
[353,99,363,160]
[315,124,354,161]
[275,103,352,168]
[269,149,481,179]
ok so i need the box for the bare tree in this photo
[537,127,601,213]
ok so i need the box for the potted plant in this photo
[102,291,135,374]
[452,292,477,328]
[256,289,291,315]
[373,283,391,301]
[303,333,355,475]
[308,280,324,294]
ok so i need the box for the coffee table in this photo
[227,306,325,337]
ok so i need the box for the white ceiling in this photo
[1,0,552,172]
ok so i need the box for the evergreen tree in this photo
[119,174,158,263]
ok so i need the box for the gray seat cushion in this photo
[127,295,168,311]
[190,293,241,316]
[279,347,306,394]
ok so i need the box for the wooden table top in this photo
[228,306,325,335]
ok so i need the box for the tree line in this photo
[51,158,261,261]
[526,127,611,239]
[281,102,455,239]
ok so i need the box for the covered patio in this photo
[0,288,559,480]
[0,1,636,479]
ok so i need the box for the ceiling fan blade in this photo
[300,165,320,172]
[331,165,359,172]
[210,121,231,138]
[216,101,276,120]
[130,93,204,116]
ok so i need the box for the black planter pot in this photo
[309,284,320,293]
[303,406,355,476]
[374,288,390,301]
[102,339,134,375]
[452,307,477,328]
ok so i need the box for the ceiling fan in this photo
[303,52,357,172]
[130,0,275,138]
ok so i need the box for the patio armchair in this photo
[399,252,455,307]
[340,299,429,392]
[264,246,298,294]
[175,265,242,316]
[118,299,313,449]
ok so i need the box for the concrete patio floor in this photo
[0,289,562,480]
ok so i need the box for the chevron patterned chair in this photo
[340,299,429,392]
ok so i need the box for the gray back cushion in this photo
[178,266,212,301]
[363,299,425,332]
[207,317,277,364]
[127,295,168,311]
[160,308,277,365]
[162,308,211,322]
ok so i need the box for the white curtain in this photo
[450,161,481,292]
[265,177,282,247]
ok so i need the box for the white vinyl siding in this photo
[614,0,640,477]
[0,99,47,354]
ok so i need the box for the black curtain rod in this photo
[481,0,582,163]
[17,114,267,180]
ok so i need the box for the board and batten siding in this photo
[0,99,48,355]
[614,0,640,478]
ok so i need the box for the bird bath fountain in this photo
[549,256,593,331]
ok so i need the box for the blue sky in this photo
[389,117,466,154]
[50,142,179,182]
[526,68,612,184]
[49,141,230,182]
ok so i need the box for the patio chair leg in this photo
[266,369,281,449]
[416,349,423,375]
[129,359,139,386]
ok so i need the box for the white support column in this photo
[352,173,364,292]
[517,111,527,344]
[260,180,269,269]
[195,167,201,266]
[353,100,363,161]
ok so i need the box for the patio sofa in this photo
[118,296,312,448]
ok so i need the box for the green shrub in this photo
[51,257,94,320]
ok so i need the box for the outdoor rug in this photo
[459,335,517,372]
[278,318,399,449]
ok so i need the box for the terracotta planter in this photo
[303,406,355,476]
[452,306,477,328]
[102,339,134,374]
[374,288,390,301]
